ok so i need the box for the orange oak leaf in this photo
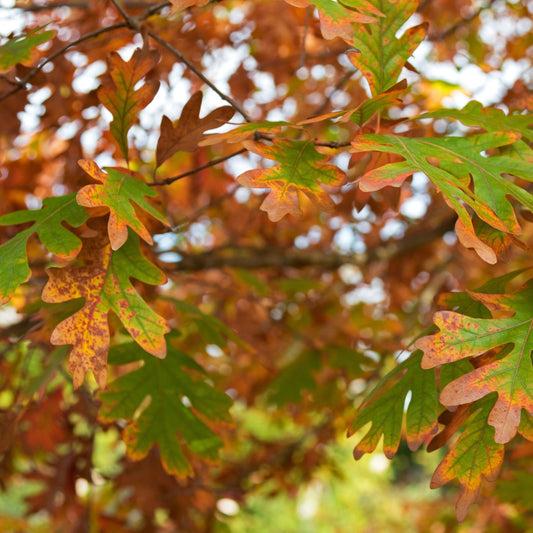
[156,91,234,167]
[98,41,160,161]
[416,280,533,444]
[238,139,345,221]
[77,159,169,250]
[42,220,169,389]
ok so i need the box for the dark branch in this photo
[170,216,456,271]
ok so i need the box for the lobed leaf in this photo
[346,0,426,94]
[0,26,55,72]
[77,160,169,250]
[430,397,504,522]
[349,350,438,459]
[99,340,233,477]
[156,91,234,167]
[238,139,345,221]
[0,194,88,304]
[416,279,533,444]
[98,42,160,161]
[284,0,382,41]
[352,131,533,261]
[42,221,169,389]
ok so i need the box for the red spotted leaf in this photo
[41,220,169,389]
[98,41,160,161]
[238,139,345,221]
[156,91,234,167]
[416,279,533,444]
[77,160,169,250]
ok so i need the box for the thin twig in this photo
[0,22,128,102]
[110,0,140,29]
[297,6,312,70]
[150,148,247,186]
[147,31,253,123]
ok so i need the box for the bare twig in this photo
[297,6,312,70]
[150,148,247,186]
[310,69,356,117]
[147,31,253,122]
[0,22,128,102]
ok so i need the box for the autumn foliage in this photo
[0,0,532,530]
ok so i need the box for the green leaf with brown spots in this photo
[0,193,88,304]
[238,139,345,221]
[41,220,169,389]
[99,339,233,477]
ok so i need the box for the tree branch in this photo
[170,216,456,271]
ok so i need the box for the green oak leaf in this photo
[349,350,439,458]
[0,193,88,304]
[99,340,233,477]
[352,131,533,262]
[0,26,55,72]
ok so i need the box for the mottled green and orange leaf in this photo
[346,0,426,94]
[77,160,169,250]
[238,139,345,221]
[42,221,169,389]
[352,132,533,260]
[99,340,232,477]
[430,398,504,522]
[0,194,88,304]
[416,279,533,444]
[285,0,382,42]
[98,41,159,161]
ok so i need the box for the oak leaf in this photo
[346,0,426,94]
[0,193,88,304]
[0,26,55,73]
[77,160,169,250]
[156,91,234,167]
[99,340,233,477]
[285,0,381,42]
[349,351,438,459]
[429,398,504,522]
[351,132,533,261]
[238,139,345,221]
[42,222,169,389]
[98,42,160,161]
[416,279,533,444]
